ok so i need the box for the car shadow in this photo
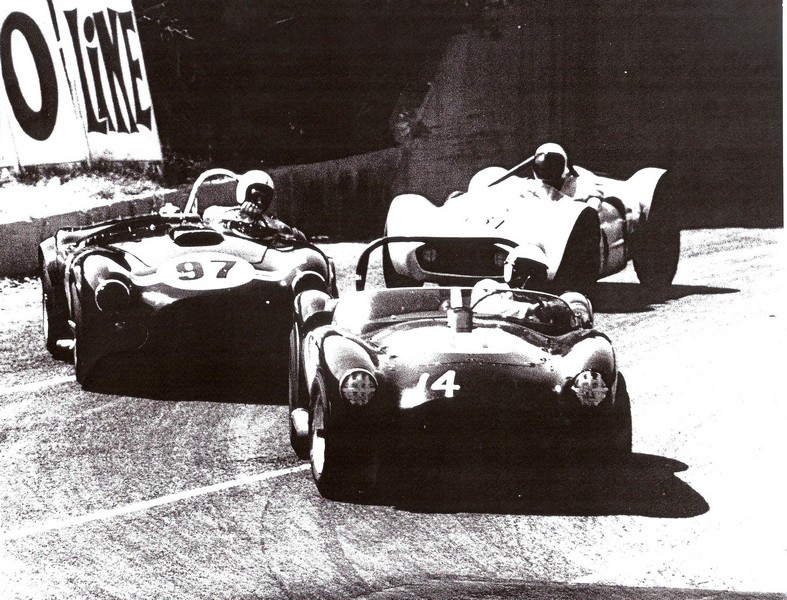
[84,354,288,405]
[588,282,738,314]
[378,453,708,518]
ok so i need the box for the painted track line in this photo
[1,463,310,541]
[0,375,74,396]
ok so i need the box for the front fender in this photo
[321,334,377,385]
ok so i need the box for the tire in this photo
[288,322,310,460]
[633,171,681,288]
[310,373,377,500]
[381,233,422,288]
[40,265,71,360]
[70,283,90,387]
[610,372,632,458]
[633,220,680,288]
[552,210,600,294]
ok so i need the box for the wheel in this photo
[633,220,680,288]
[381,231,422,288]
[310,373,377,500]
[552,210,600,294]
[610,372,632,458]
[634,172,681,288]
[70,283,90,386]
[40,265,71,360]
[288,322,310,460]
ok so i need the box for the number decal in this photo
[213,260,236,278]
[159,253,254,290]
[416,370,461,398]
[176,261,205,280]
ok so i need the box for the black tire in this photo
[288,322,310,460]
[633,171,681,288]
[552,210,600,294]
[309,373,377,500]
[381,234,422,288]
[610,372,632,458]
[71,285,89,386]
[40,264,71,360]
[633,220,680,288]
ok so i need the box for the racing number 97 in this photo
[175,260,236,280]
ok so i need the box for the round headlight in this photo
[340,369,377,406]
[493,250,507,268]
[571,370,609,407]
[95,279,130,312]
[422,248,438,263]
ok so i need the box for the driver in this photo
[526,142,603,210]
[470,244,549,320]
[204,170,306,240]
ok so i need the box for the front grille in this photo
[416,241,504,277]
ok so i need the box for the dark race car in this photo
[39,168,336,390]
[288,237,631,500]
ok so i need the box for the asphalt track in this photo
[0,228,784,599]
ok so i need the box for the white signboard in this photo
[0,0,161,167]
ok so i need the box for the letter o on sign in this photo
[0,12,58,141]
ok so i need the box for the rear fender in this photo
[625,167,667,222]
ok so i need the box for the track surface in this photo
[1,229,784,599]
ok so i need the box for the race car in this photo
[39,168,336,389]
[288,237,632,500]
[383,159,680,291]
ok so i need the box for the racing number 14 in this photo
[416,370,461,398]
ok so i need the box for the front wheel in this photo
[41,267,71,360]
[310,374,377,500]
[381,232,422,288]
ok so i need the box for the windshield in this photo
[333,287,575,335]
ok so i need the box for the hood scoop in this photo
[170,225,224,246]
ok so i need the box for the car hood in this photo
[111,234,264,267]
[370,321,563,367]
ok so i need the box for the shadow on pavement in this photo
[382,453,708,518]
[83,354,288,404]
[589,281,738,314]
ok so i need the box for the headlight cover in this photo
[340,369,378,406]
[95,279,130,312]
[571,370,609,407]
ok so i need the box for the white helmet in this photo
[236,169,275,210]
[504,243,548,289]
[533,142,569,185]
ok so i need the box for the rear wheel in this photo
[634,221,680,288]
[634,172,681,288]
[381,230,422,288]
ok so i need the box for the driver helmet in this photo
[533,142,569,189]
[504,243,548,289]
[237,170,275,219]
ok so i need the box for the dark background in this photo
[134,0,782,229]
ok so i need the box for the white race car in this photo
[384,162,680,291]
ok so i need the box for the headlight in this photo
[421,247,438,264]
[95,279,130,312]
[571,370,609,406]
[340,369,378,406]
[493,250,507,268]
